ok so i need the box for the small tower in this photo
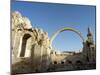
[87,27,94,45]
[85,27,95,62]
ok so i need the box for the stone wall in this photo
[11,11,96,74]
[12,11,51,74]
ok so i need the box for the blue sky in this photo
[11,1,96,52]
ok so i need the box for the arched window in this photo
[54,61,57,64]
[67,60,72,64]
[61,61,64,64]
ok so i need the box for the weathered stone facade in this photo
[12,11,51,74]
[12,11,96,74]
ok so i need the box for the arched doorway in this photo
[20,34,31,57]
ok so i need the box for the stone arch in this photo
[20,34,32,57]
[50,27,84,47]
[17,30,35,58]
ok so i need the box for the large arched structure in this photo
[50,27,85,46]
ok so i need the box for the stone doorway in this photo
[20,34,31,57]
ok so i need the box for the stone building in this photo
[50,27,96,70]
[12,11,96,74]
[12,11,51,74]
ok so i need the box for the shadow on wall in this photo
[12,56,48,75]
